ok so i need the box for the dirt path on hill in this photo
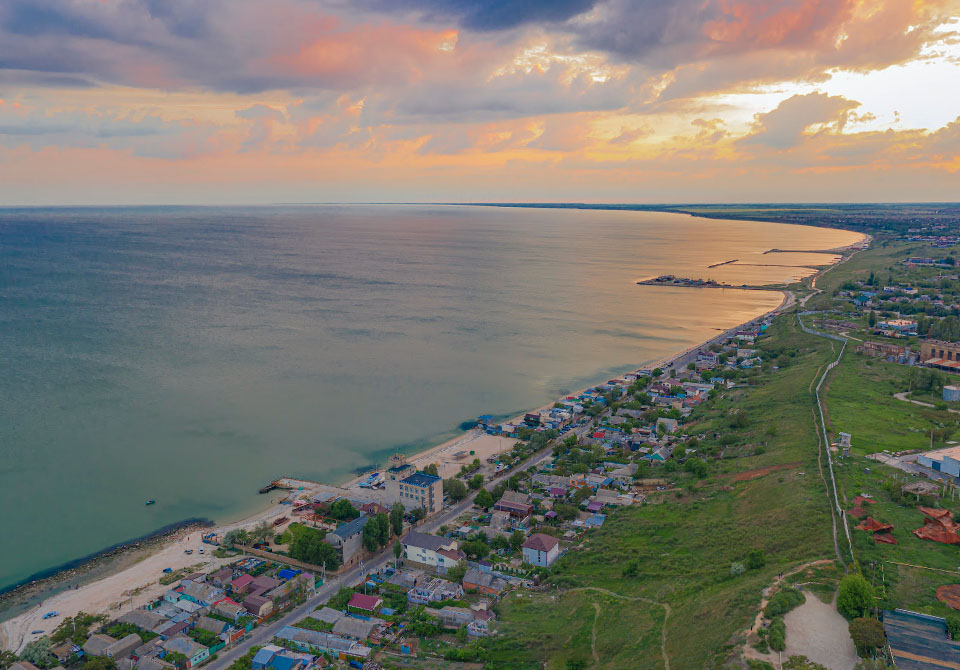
[566,587,672,670]
[590,602,601,664]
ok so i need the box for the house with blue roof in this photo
[399,471,443,515]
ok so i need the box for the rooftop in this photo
[402,471,442,488]
[522,533,559,552]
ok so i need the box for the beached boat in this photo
[145,499,156,505]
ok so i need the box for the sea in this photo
[0,205,862,594]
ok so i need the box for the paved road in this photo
[208,446,558,669]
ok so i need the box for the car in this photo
[184,549,193,555]
[162,568,173,574]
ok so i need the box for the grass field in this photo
[486,315,842,668]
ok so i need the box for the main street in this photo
[209,445,558,669]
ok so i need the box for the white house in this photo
[401,531,465,574]
[521,533,560,567]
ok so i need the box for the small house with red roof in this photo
[347,592,382,614]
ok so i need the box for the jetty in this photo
[636,275,778,291]
[707,259,738,268]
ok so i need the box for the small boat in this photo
[145,499,156,506]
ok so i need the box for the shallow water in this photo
[0,205,861,591]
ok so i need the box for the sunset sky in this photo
[1,0,958,204]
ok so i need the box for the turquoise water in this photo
[0,205,861,591]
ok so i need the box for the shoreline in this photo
[1,227,867,653]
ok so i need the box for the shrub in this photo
[947,614,960,639]
[746,549,766,570]
[768,618,786,652]
[765,587,805,619]
[730,562,746,577]
[848,617,885,657]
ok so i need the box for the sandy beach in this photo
[0,233,866,653]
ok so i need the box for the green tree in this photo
[768,617,786,652]
[329,499,359,521]
[469,473,485,490]
[393,541,403,562]
[20,638,54,669]
[422,463,439,476]
[374,512,390,547]
[868,310,877,327]
[410,507,426,525]
[446,562,468,583]
[837,574,875,619]
[746,548,766,570]
[572,486,592,505]
[566,660,587,670]
[289,527,340,569]
[0,651,19,670]
[328,586,356,610]
[474,488,494,508]
[250,521,275,545]
[510,530,525,553]
[848,617,885,657]
[444,478,469,502]
[390,503,405,536]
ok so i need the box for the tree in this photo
[329,499,359,521]
[410,507,426,524]
[768,617,786,651]
[746,549,766,570]
[652,368,663,377]
[510,530,525,553]
[164,653,189,669]
[475,488,494,509]
[848,617,885,657]
[289,527,341,569]
[489,534,509,551]
[0,651,18,670]
[20,639,53,669]
[250,521,275,545]
[566,660,587,670]
[390,503,405,536]
[837,574,875,619]
[446,562,468,583]
[469,473,485,490]
[462,540,490,559]
[444,477,468,502]
[456,624,469,644]
[362,520,380,552]
[868,310,877,327]
[422,463,439,476]
[394,541,403,561]
[374,512,390,547]
[572,486,592,505]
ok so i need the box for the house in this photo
[83,635,118,657]
[106,634,143,660]
[10,663,40,670]
[118,610,167,633]
[230,574,256,595]
[251,645,283,670]
[137,658,175,670]
[313,607,345,626]
[332,616,381,640]
[462,569,506,596]
[324,515,369,567]
[274,626,371,663]
[265,573,316,609]
[195,616,228,637]
[917,445,960,478]
[398,471,443,515]
[207,568,234,589]
[179,581,224,606]
[213,600,245,622]
[346,592,382,614]
[522,533,560,567]
[493,497,533,519]
[401,531,465,573]
[408,577,464,605]
[134,640,161,661]
[242,593,274,618]
[160,636,209,668]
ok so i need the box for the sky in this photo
[0,0,958,204]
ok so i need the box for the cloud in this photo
[739,92,859,149]
[355,0,598,31]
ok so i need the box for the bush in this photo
[837,574,874,619]
[746,549,766,570]
[730,562,746,577]
[768,617,786,652]
[848,617,885,657]
[948,614,960,639]
[765,587,805,619]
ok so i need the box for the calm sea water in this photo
[0,205,861,591]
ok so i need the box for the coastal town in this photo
[8,215,960,670]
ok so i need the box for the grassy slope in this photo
[485,316,839,669]
[809,243,960,619]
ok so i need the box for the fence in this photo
[799,313,856,563]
